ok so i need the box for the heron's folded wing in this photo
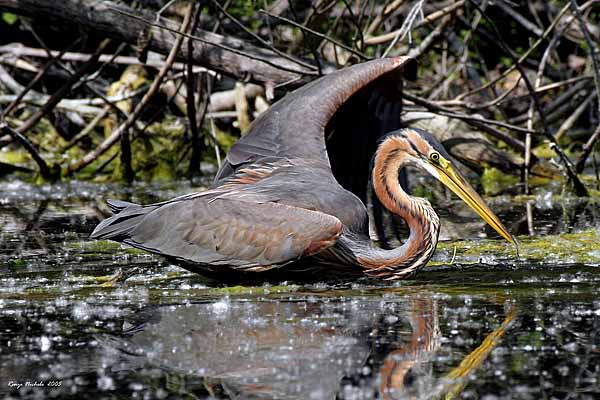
[122,197,343,271]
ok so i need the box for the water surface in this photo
[1,180,599,399]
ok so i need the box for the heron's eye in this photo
[430,152,440,163]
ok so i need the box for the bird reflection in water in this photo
[103,295,514,399]
[377,297,440,399]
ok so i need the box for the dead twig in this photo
[340,0,365,51]
[0,122,55,179]
[61,106,110,151]
[364,0,403,37]
[15,39,110,136]
[110,6,318,78]
[407,15,452,59]
[570,0,600,173]
[209,0,317,72]
[0,44,216,74]
[524,11,569,193]
[382,0,424,58]
[433,76,594,109]
[576,125,600,173]
[403,92,528,152]
[495,1,543,37]
[67,6,194,175]
[0,0,316,85]
[555,92,595,142]
[259,9,370,61]
[187,3,205,177]
[455,2,572,101]
[364,0,465,45]
[469,0,587,196]
[0,42,76,119]
[429,1,487,100]
[0,87,147,114]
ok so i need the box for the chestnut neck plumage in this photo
[343,136,441,279]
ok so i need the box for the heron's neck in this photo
[354,138,440,279]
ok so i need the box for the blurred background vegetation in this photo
[0,0,598,197]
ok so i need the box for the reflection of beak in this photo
[424,161,517,246]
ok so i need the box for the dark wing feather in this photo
[92,202,157,241]
[326,61,412,247]
[326,68,405,203]
[214,57,415,184]
[106,199,139,213]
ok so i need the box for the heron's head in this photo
[381,128,516,245]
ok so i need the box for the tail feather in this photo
[106,199,139,213]
[91,201,156,241]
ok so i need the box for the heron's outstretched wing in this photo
[214,57,416,248]
[91,163,344,272]
[214,57,415,184]
[324,61,411,248]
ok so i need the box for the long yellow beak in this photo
[427,160,517,246]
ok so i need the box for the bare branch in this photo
[364,1,465,45]
[15,40,110,135]
[66,6,194,175]
[259,10,369,61]
[0,0,317,85]
[0,122,55,179]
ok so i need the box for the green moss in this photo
[69,240,146,256]
[146,116,186,138]
[532,144,557,159]
[412,185,436,202]
[0,149,30,165]
[214,128,238,153]
[481,167,519,196]
[588,188,600,198]
[69,240,121,252]
[7,258,27,268]
[436,228,600,265]
[102,117,190,182]
[527,175,553,188]
[2,12,17,25]
[198,284,300,296]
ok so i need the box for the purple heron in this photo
[91,57,515,280]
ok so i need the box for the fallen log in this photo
[0,0,317,86]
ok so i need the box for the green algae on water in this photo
[435,228,600,265]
